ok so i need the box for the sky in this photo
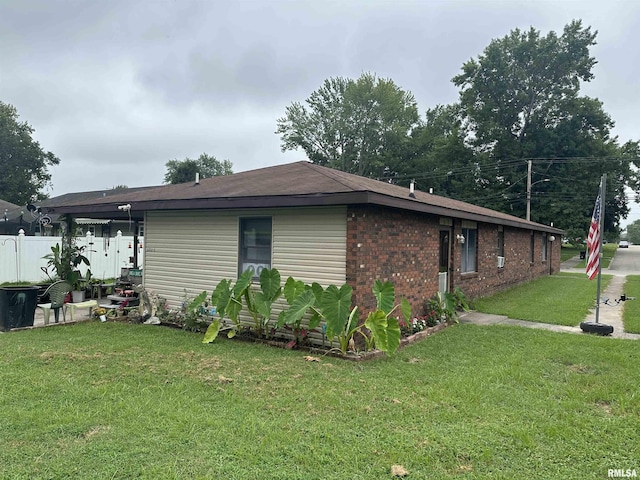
[1,0,639,226]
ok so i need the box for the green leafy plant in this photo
[42,215,92,291]
[202,270,412,356]
[205,272,249,342]
[183,291,210,332]
[42,241,91,291]
[363,280,410,355]
[204,268,283,343]
[316,280,411,356]
[320,284,360,354]
[277,277,324,347]
[426,287,469,324]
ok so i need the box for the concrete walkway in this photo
[460,255,640,340]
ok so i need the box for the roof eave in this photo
[44,191,564,234]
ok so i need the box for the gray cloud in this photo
[1,0,639,223]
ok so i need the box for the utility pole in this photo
[526,159,532,221]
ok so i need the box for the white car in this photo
[619,241,630,248]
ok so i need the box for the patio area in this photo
[1,303,95,332]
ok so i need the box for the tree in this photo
[0,101,60,204]
[448,20,637,238]
[401,104,486,200]
[625,220,640,245]
[164,153,233,184]
[276,72,420,178]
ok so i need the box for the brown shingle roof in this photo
[0,199,20,213]
[44,161,562,233]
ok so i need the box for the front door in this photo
[439,230,451,293]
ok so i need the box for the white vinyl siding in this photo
[143,211,239,308]
[143,207,346,310]
[272,208,346,286]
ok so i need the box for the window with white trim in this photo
[461,221,477,273]
[239,217,272,278]
[542,233,547,262]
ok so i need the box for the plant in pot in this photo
[42,216,92,303]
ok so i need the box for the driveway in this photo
[608,244,640,275]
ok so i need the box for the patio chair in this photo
[37,280,71,325]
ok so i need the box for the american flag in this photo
[586,187,602,280]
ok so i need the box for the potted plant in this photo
[42,215,92,302]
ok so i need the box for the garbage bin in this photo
[0,286,40,331]
[579,251,586,260]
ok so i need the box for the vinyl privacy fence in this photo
[0,231,143,284]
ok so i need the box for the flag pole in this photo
[595,174,606,324]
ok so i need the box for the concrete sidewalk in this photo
[460,255,640,340]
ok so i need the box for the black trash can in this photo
[0,286,40,331]
[579,251,586,260]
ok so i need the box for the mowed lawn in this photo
[1,321,639,479]
[622,275,640,334]
[471,272,610,326]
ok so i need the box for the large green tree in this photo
[400,104,488,200]
[0,101,59,204]
[164,153,233,184]
[448,20,637,239]
[276,72,420,178]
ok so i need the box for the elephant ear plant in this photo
[363,280,411,354]
[202,268,412,357]
[203,268,282,343]
[276,277,323,347]
[285,279,411,356]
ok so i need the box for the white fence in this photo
[0,231,143,284]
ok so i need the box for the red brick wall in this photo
[454,224,561,299]
[346,205,561,312]
[346,206,440,315]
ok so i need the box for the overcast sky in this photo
[1,0,639,225]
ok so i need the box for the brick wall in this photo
[454,224,561,299]
[346,205,440,315]
[346,205,562,311]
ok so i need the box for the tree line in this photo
[277,20,639,240]
[2,20,638,240]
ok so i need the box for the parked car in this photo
[619,240,630,248]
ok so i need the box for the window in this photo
[461,227,477,273]
[497,227,505,258]
[239,217,272,278]
[530,231,535,263]
[542,233,547,262]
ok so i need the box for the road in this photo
[608,245,640,274]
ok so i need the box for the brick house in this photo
[45,161,563,316]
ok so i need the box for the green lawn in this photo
[1,322,639,479]
[561,244,583,262]
[564,243,617,269]
[471,272,610,326]
[622,275,640,334]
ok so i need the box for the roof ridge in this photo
[301,162,366,192]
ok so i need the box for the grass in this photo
[622,275,640,334]
[564,243,617,269]
[471,272,610,326]
[561,244,583,262]
[1,321,639,479]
